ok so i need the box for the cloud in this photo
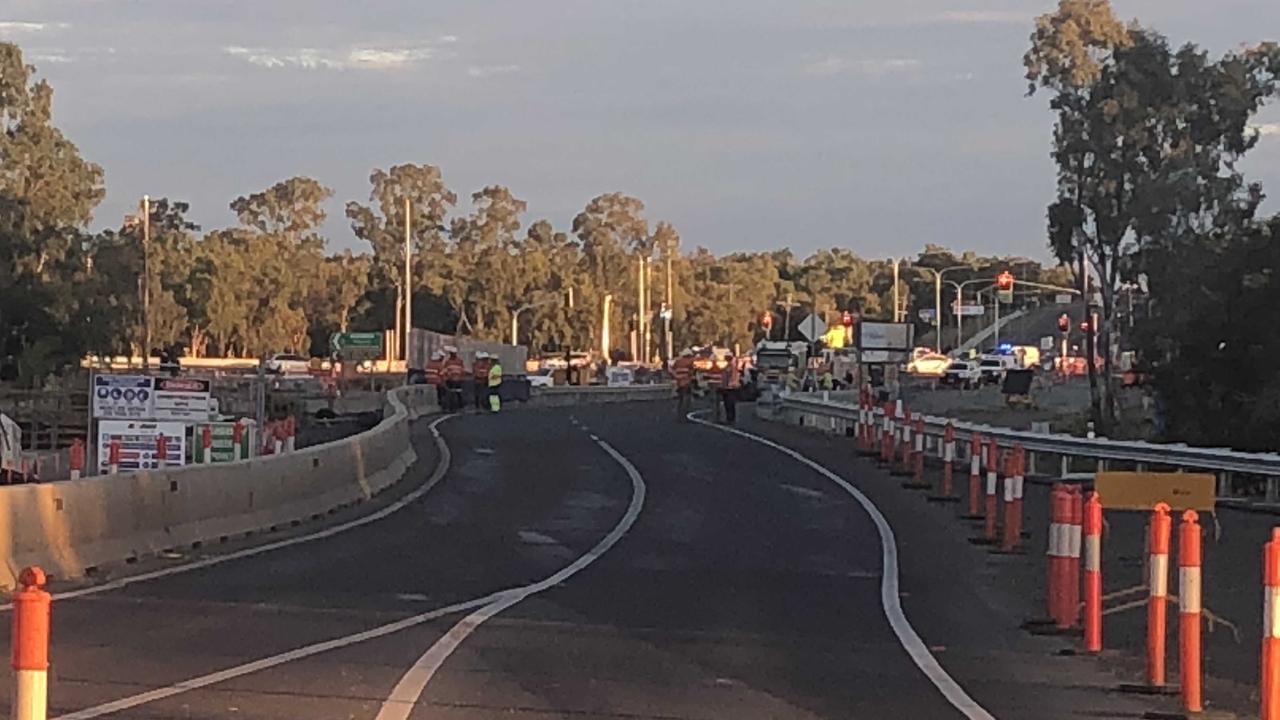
[467,64,521,79]
[223,43,443,71]
[934,10,1030,25]
[30,52,73,64]
[804,56,921,78]
[1256,122,1280,138]
[0,21,70,36]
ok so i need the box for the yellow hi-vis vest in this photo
[488,362,503,387]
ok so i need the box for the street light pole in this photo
[142,195,151,370]
[403,198,412,364]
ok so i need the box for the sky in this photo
[1,0,1278,262]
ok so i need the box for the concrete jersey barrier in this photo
[0,384,439,590]
[528,384,672,407]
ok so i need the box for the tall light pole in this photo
[403,198,412,364]
[665,253,674,361]
[142,195,151,369]
[917,265,973,352]
[891,259,901,322]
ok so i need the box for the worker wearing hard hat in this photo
[472,351,493,411]
[720,351,744,425]
[487,355,504,412]
[672,349,695,420]
[443,346,465,412]
[426,351,446,408]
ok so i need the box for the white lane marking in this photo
[396,593,431,602]
[372,435,647,720]
[9,415,456,611]
[517,530,559,545]
[780,483,828,500]
[52,594,499,720]
[688,412,998,720]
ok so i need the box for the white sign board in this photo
[1040,336,1055,351]
[797,314,828,342]
[0,413,20,472]
[918,309,936,322]
[93,374,154,420]
[152,377,213,422]
[98,420,187,473]
[859,322,914,351]
[1055,294,1075,305]
[606,367,635,387]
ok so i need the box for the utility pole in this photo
[637,255,645,362]
[665,254,674,361]
[404,198,412,364]
[142,195,151,369]
[645,257,653,363]
[892,259,901,322]
[780,293,796,341]
[601,294,612,362]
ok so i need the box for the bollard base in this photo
[989,546,1028,556]
[1025,624,1082,637]
[927,495,960,504]
[1116,683,1180,697]
[901,481,931,490]
[968,536,1000,546]
[1141,710,1234,720]
[959,513,984,521]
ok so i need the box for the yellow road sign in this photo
[1094,471,1216,513]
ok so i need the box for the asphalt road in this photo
[0,401,1194,719]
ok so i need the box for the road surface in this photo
[0,402,1181,719]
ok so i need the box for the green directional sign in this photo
[330,332,384,360]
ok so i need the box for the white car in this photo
[264,353,310,375]
[527,368,556,388]
[941,360,981,389]
[907,352,951,376]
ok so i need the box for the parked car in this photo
[907,352,951,376]
[978,355,1014,385]
[941,360,981,389]
[264,353,310,375]
[527,368,556,388]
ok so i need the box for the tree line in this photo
[1025,0,1280,447]
[0,42,1065,385]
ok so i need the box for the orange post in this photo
[11,566,50,720]
[1065,487,1083,627]
[881,403,894,464]
[156,434,168,469]
[912,418,925,485]
[967,433,983,518]
[1148,502,1172,688]
[1179,510,1202,713]
[941,423,956,497]
[1263,528,1280,720]
[1000,448,1025,552]
[983,439,999,542]
[107,438,122,475]
[1048,484,1070,627]
[899,409,913,473]
[1083,491,1103,653]
[69,439,84,481]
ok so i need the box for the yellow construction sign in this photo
[1094,471,1216,513]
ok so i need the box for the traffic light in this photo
[1058,314,1070,333]
[760,312,773,330]
[997,271,1015,303]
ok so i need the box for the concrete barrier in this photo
[526,384,673,408]
[0,385,438,590]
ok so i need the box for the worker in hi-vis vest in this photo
[487,358,504,412]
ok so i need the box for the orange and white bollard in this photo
[1147,502,1173,688]
[107,439,121,475]
[912,418,925,486]
[1179,510,1203,713]
[284,417,297,453]
[966,433,983,519]
[1047,484,1070,627]
[11,566,50,720]
[1065,486,1083,627]
[942,422,956,497]
[898,409,913,474]
[983,439,1000,542]
[1000,447,1025,552]
[1262,528,1280,720]
[202,425,214,465]
[1083,491,1103,653]
[881,403,893,464]
[69,440,83,481]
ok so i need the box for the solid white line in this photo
[25,416,457,609]
[688,412,998,720]
[371,433,647,720]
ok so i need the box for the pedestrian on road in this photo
[426,351,446,408]
[721,352,742,425]
[673,349,694,420]
[487,357,504,412]
[443,347,465,412]
[473,352,492,411]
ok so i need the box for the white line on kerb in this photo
[26,415,459,610]
[688,412,998,720]
[371,434,647,720]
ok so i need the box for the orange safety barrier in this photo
[1263,529,1280,720]
[1083,491,1103,653]
[1147,502,1172,688]
[11,566,50,720]
[1179,510,1203,713]
[983,439,1000,543]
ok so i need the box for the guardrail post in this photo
[1179,510,1203,713]
[11,566,50,720]
[1263,529,1280,720]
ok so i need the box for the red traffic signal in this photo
[841,310,854,328]
[1058,314,1070,332]
[997,271,1015,292]
[760,312,773,330]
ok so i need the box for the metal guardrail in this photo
[778,393,1280,479]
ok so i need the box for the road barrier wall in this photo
[527,384,672,407]
[0,384,440,590]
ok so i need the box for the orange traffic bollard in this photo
[69,439,84,481]
[912,418,925,485]
[1048,484,1070,628]
[1083,491,1103,653]
[942,423,956,497]
[881,403,894,465]
[965,433,983,519]
[1065,487,1083,627]
[898,409,913,474]
[107,438,122,475]
[1148,502,1172,688]
[1000,448,1025,552]
[1263,529,1280,720]
[983,439,1000,542]
[12,566,50,720]
[1179,510,1203,713]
